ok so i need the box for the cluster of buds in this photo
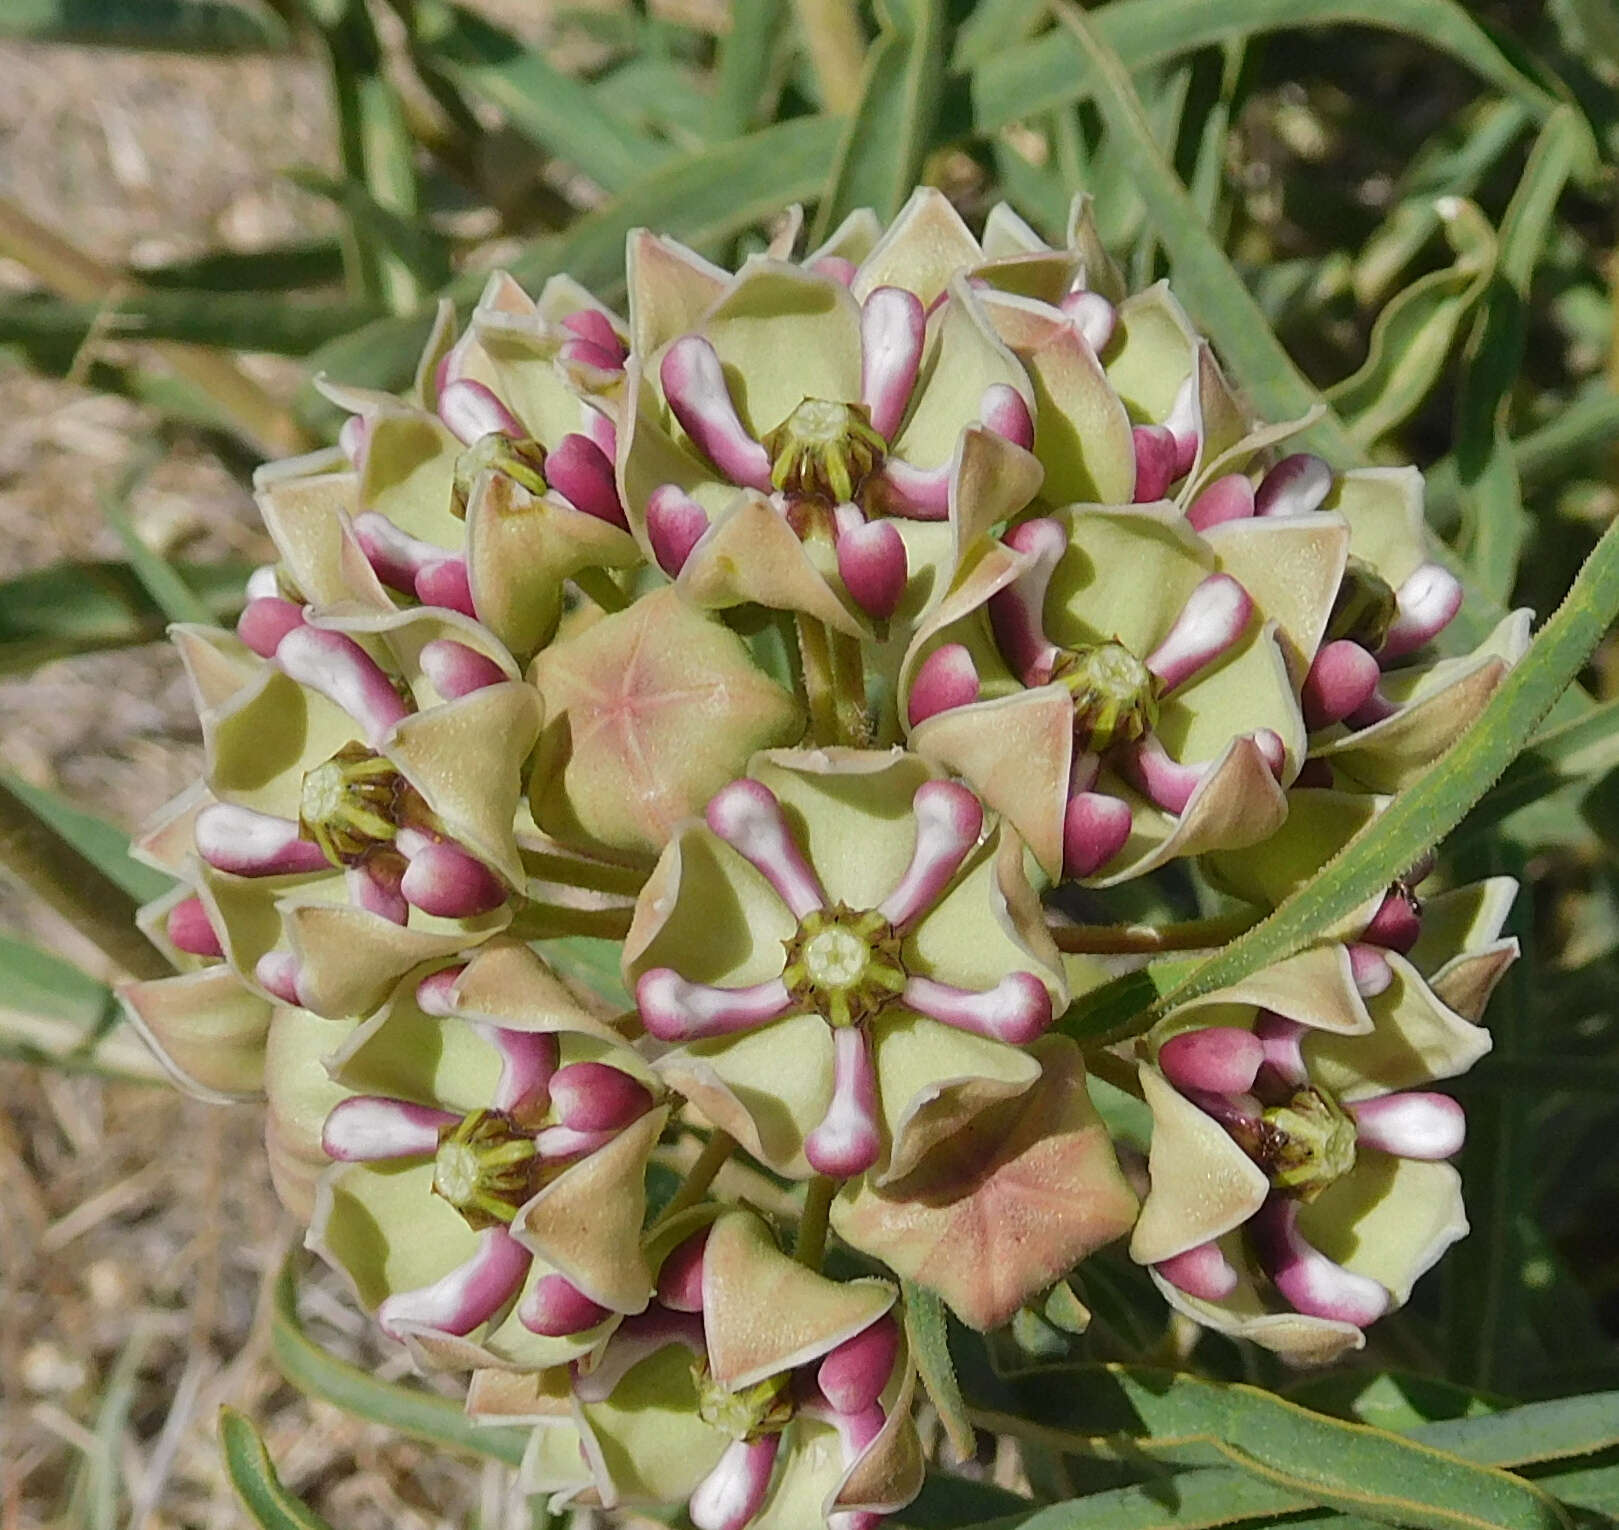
[119,188,1527,1525]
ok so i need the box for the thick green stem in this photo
[828,629,869,745]
[521,849,649,899]
[1084,1047,1146,1101]
[653,1130,736,1230]
[1047,909,1260,956]
[0,780,169,980]
[795,1175,836,1269]
[506,902,634,942]
[796,613,842,745]
[572,566,631,615]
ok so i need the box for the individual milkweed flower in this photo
[617,189,1040,632]
[514,1208,923,1530]
[1186,458,1531,791]
[623,748,1066,1181]
[1128,873,1516,1364]
[258,271,641,660]
[170,601,538,1019]
[306,946,667,1372]
[900,501,1346,883]
[526,588,806,861]
[831,1035,1138,1331]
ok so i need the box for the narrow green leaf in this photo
[596,57,713,145]
[904,1281,976,1462]
[0,0,289,51]
[77,1327,155,1530]
[268,1252,528,1466]
[975,1365,1571,1530]
[952,0,1048,68]
[970,0,1558,139]
[814,0,947,237]
[1330,198,1498,446]
[708,0,788,138]
[300,113,843,412]
[899,1472,1032,1528]
[2,771,170,903]
[218,1408,338,1530]
[285,171,452,294]
[134,240,347,294]
[0,291,385,356]
[1455,107,1590,601]
[0,558,249,675]
[1158,497,1619,1018]
[415,0,674,192]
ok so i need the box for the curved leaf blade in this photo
[218,1408,337,1530]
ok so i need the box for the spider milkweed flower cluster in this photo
[120,188,1526,1525]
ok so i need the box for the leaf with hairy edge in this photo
[268,1253,527,1467]
[814,0,948,239]
[971,1365,1571,1530]
[218,1409,337,1530]
[904,1280,976,1461]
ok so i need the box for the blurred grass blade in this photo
[971,0,1558,138]
[0,931,162,1081]
[0,558,249,675]
[298,0,425,314]
[0,196,312,456]
[0,776,171,979]
[286,170,453,294]
[974,1366,1571,1530]
[301,112,843,417]
[814,0,947,239]
[1460,697,1619,835]
[414,0,674,192]
[67,1326,155,1530]
[2,771,171,903]
[98,470,216,627]
[0,0,290,51]
[218,1409,337,1530]
[269,1252,528,1466]
[135,240,347,293]
[1158,499,1619,1014]
[1330,197,1497,446]
[597,57,713,145]
[953,0,1047,68]
[1455,106,1590,601]
[904,1281,976,1461]
[709,0,788,138]
[0,291,385,357]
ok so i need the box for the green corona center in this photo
[1326,555,1398,650]
[299,743,413,868]
[430,1108,540,1230]
[692,1361,795,1442]
[451,431,548,517]
[1053,640,1162,754]
[782,904,906,1029]
[764,397,887,505]
[1237,1085,1358,1202]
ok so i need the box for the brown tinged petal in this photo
[118,966,273,1102]
[832,1035,1137,1331]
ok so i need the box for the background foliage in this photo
[3,1,1619,1527]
